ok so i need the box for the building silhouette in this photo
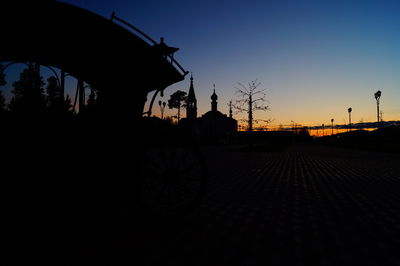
[198,85,237,138]
[211,85,218,112]
[186,74,197,120]
[181,80,237,140]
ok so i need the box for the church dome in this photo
[211,89,218,101]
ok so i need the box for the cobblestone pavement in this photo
[36,144,400,266]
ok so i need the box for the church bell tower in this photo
[211,84,218,112]
[186,73,197,119]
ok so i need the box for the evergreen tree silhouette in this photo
[78,87,97,119]
[9,65,46,118]
[167,90,187,123]
[85,89,97,112]
[46,76,61,110]
[45,75,73,118]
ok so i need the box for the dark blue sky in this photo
[6,0,400,126]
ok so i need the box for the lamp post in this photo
[348,107,352,132]
[331,118,334,135]
[374,90,382,129]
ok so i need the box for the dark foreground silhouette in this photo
[2,1,400,266]
[1,1,200,264]
[4,141,400,266]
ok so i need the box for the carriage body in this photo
[1,0,206,218]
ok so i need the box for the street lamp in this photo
[348,107,352,132]
[374,90,382,129]
[331,118,334,135]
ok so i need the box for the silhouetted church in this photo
[186,75,197,120]
[182,75,237,139]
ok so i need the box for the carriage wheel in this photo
[139,144,207,217]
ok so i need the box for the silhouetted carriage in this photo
[1,0,207,217]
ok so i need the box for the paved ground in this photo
[29,143,400,265]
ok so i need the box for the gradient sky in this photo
[9,0,400,127]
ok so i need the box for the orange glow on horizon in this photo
[309,128,376,137]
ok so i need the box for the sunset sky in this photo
[7,0,400,127]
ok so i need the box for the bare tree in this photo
[233,80,270,131]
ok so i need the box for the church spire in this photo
[190,73,194,89]
[211,84,218,112]
[186,72,197,119]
